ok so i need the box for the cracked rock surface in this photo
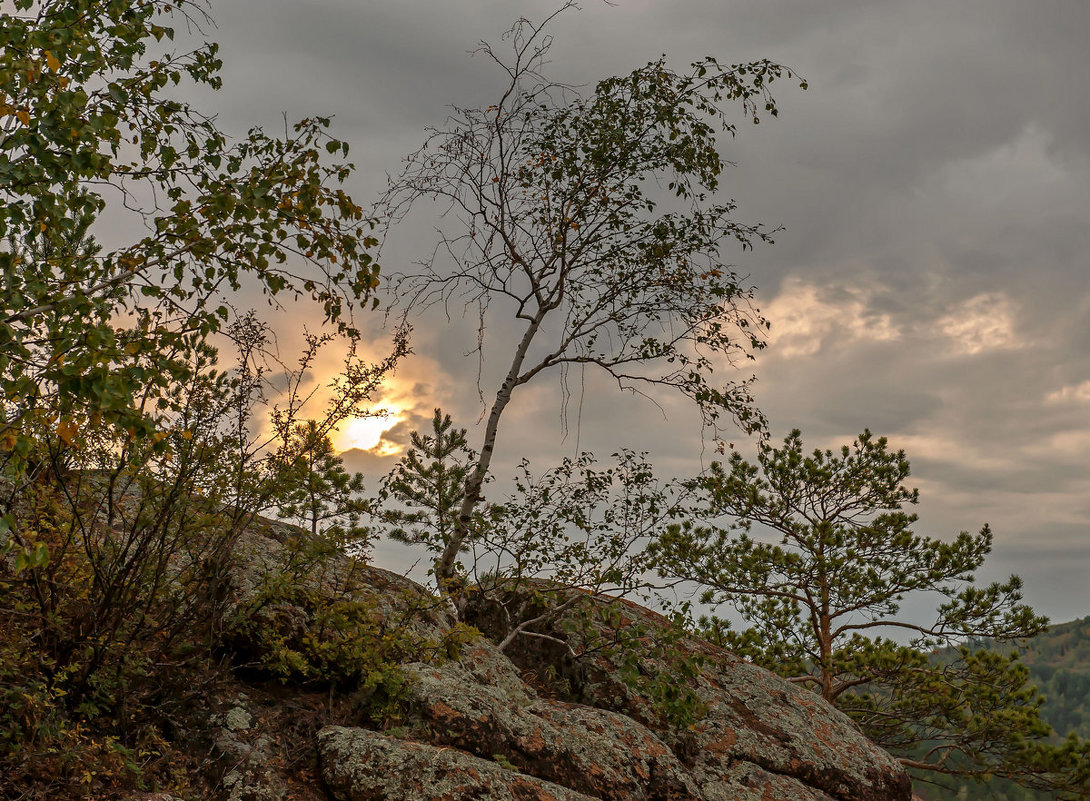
[219,526,912,801]
[318,727,599,801]
[316,586,910,801]
[464,591,912,801]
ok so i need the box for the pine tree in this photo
[378,409,478,566]
[651,429,1090,794]
[272,420,368,550]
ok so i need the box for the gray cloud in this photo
[192,1,1089,621]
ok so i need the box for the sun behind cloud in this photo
[334,410,403,455]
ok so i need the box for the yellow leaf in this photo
[44,51,60,71]
[181,430,193,440]
[15,109,30,126]
[57,419,79,447]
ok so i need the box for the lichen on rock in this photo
[202,521,914,801]
[318,726,599,801]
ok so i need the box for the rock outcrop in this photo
[319,727,600,801]
[216,525,912,801]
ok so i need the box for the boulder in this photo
[209,693,286,801]
[687,647,908,801]
[402,647,698,800]
[215,523,914,801]
[230,523,453,645]
[317,726,598,801]
[466,592,912,801]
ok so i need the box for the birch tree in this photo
[382,7,804,597]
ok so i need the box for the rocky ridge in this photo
[202,524,913,801]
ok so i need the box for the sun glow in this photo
[335,411,402,454]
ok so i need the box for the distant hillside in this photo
[917,616,1090,801]
[1011,616,1090,739]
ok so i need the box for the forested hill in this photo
[920,616,1090,801]
[1014,616,1090,739]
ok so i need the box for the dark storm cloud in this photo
[195,1,1090,620]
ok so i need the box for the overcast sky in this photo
[192,1,1090,622]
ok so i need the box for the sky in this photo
[189,1,1089,623]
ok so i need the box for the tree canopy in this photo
[1,0,380,487]
[0,2,394,794]
[650,429,1090,795]
[381,6,805,594]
